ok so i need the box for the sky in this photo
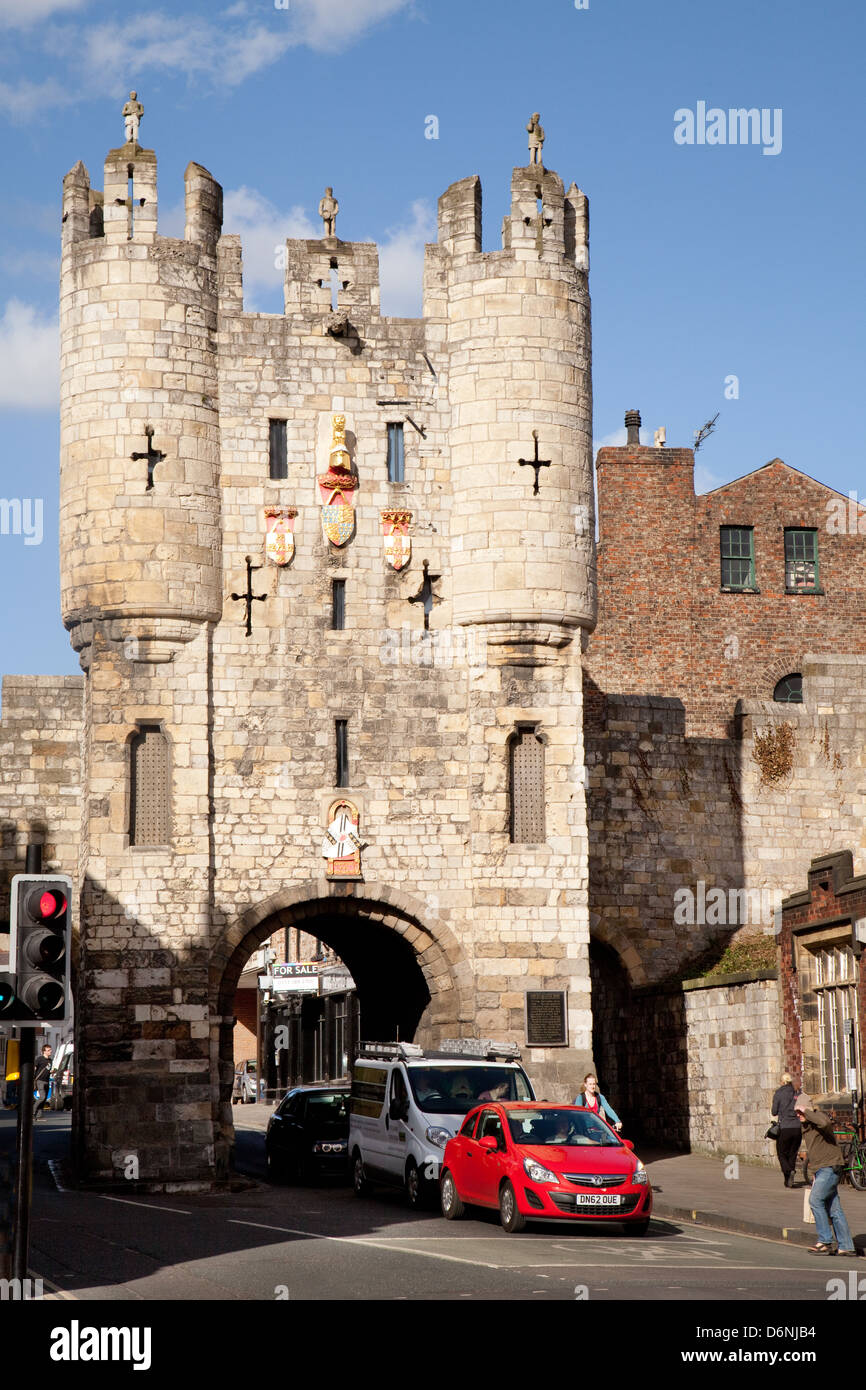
[0,0,864,680]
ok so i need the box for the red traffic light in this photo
[39,889,66,919]
[24,887,67,921]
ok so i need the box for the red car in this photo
[440,1102,652,1234]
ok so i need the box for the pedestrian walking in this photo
[770,1071,802,1187]
[33,1044,52,1120]
[794,1093,858,1257]
[573,1073,622,1132]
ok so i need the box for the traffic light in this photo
[6,874,72,1024]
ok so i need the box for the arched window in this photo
[773,674,803,704]
[129,724,171,846]
[509,726,545,844]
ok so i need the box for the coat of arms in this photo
[380,508,412,571]
[264,506,298,566]
[318,413,357,547]
[322,798,362,878]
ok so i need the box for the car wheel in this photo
[499,1180,526,1233]
[440,1169,465,1220]
[352,1152,370,1198]
[266,1150,286,1184]
[406,1159,431,1211]
[629,1219,651,1236]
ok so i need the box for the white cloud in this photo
[0,250,60,278]
[0,301,59,410]
[0,0,89,26]
[0,77,77,122]
[73,13,295,90]
[694,462,728,494]
[377,199,435,318]
[289,0,413,52]
[593,427,630,455]
[223,187,316,307]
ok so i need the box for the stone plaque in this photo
[525,990,568,1047]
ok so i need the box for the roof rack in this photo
[357,1041,425,1061]
[440,1038,523,1062]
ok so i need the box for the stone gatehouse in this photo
[0,107,864,1184]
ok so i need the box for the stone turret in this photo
[430,161,596,666]
[59,141,223,666]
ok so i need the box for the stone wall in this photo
[0,676,84,928]
[625,973,783,1160]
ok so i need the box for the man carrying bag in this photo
[794,1093,857,1257]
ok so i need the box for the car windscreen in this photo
[507,1109,623,1147]
[305,1093,349,1129]
[407,1066,533,1115]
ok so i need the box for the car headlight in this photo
[632,1159,649,1185]
[426,1126,453,1148]
[523,1156,559,1185]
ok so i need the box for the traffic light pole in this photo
[11,842,40,1283]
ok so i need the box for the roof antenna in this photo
[693,412,719,452]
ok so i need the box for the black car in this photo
[265,1085,350,1183]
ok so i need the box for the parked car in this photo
[349,1040,535,1209]
[232,1059,257,1104]
[265,1084,350,1182]
[440,1102,653,1234]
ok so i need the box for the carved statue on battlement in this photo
[123,91,144,146]
[527,112,545,166]
[318,186,339,238]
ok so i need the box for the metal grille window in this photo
[331,579,346,630]
[386,423,405,482]
[268,418,287,480]
[509,727,545,844]
[812,944,857,1093]
[720,526,755,589]
[129,724,170,846]
[773,673,803,703]
[785,528,818,590]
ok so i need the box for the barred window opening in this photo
[509,727,545,844]
[129,724,170,846]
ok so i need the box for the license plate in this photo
[573,1193,622,1206]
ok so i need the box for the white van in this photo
[349,1040,535,1208]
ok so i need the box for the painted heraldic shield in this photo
[381,508,412,571]
[264,506,297,566]
[321,504,355,547]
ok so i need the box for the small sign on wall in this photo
[525,990,568,1047]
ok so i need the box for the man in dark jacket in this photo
[771,1072,802,1187]
[33,1044,52,1120]
[795,1093,857,1256]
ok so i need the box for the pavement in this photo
[641,1146,866,1251]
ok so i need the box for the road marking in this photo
[100,1196,192,1215]
[228,1220,506,1269]
[47,1159,71,1193]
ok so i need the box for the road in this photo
[2,1107,855,1303]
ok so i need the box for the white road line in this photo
[47,1159,71,1193]
[228,1220,506,1269]
[100,1196,192,1215]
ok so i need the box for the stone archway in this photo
[210,880,474,1177]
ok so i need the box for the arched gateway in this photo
[211,884,472,1177]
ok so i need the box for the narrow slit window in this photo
[129,724,170,846]
[269,419,287,480]
[509,727,545,844]
[335,719,349,787]
[331,579,346,630]
[387,423,405,482]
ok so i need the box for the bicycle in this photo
[834,1128,866,1192]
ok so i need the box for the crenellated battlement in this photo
[61,147,223,255]
[435,165,589,268]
